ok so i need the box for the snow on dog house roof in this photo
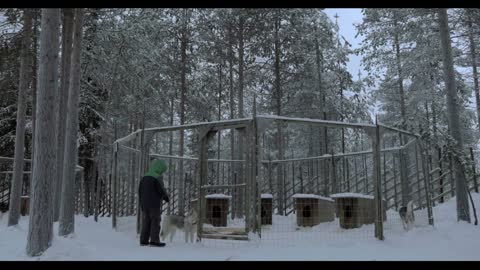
[292,193,334,202]
[261,193,273,199]
[330,192,374,200]
[205,194,232,199]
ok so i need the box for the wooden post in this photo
[112,142,118,229]
[316,159,320,194]
[252,96,261,236]
[323,158,329,196]
[414,143,421,204]
[244,122,253,233]
[346,156,350,192]
[135,133,142,234]
[94,154,100,222]
[363,153,368,194]
[283,161,287,216]
[438,147,444,203]
[136,131,143,235]
[399,148,409,205]
[236,126,246,218]
[331,153,337,194]
[393,151,399,210]
[383,151,387,205]
[268,160,273,194]
[232,172,237,220]
[469,147,479,193]
[448,152,455,198]
[417,140,434,226]
[197,125,216,241]
[369,119,384,240]
[428,152,436,208]
[354,156,359,192]
[129,139,136,216]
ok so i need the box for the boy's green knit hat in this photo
[145,159,167,179]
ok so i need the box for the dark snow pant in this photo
[140,207,161,244]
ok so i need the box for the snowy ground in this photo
[1,194,480,260]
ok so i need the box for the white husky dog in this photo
[184,207,198,243]
[398,200,415,230]
[161,207,198,243]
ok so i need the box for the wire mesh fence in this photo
[110,116,440,248]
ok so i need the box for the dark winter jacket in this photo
[138,160,169,209]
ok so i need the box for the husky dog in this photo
[398,200,415,230]
[161,208,198,243]
[184,208,198,243]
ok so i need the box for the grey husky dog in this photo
[398,200,415,230]
[161,207,198,243]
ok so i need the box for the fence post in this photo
[372,120,384,240]
[448,152,455,198]
[399,146,410,206]
[354,156,359,192]
[196,126,215,242]
[414,143,421,205]
[136,138,142,235]
[392,151,398,210]
[383,150,387,205]
[469,147,479,193]
[232,172,236,220]
[112,142,118,230]
[438,147,444,203]
[331,153,337,194]
[363,153,368,194]
[417,140,434,226]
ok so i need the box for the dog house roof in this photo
[205,194,232,199]
[330,192,374,199]
[292,193,334,202]
[261,193,273,199]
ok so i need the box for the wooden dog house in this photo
[205,194,231,227]
[292,194,335,227]
[261,194,273,225]
[331,193,387,229]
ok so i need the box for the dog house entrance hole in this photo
[212,206,222,218]
[302,205,312,218]
[345,205,353,218]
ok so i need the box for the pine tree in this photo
[26,8,61,257]
[438,8,470,222]
[54,8,74,223]
[8,8,33,226]
[59,8,85,236]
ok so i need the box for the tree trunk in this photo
[168,95,174,214]
[466,9,480,134]
[393,11,412,204]
[8,8,33,226]
[177,9,189,216]
[393,11,407,130]
[54,8,74,222]
[274,14,285,215]
[438,8,471,222]
[235,13,245,218]
[315,37,327,154]
[228,23,235,164]
[26,8,61,257]
[315,28,329,196]
[59,8,85,236]
[217,62,222,171]
[30,10,39,185]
